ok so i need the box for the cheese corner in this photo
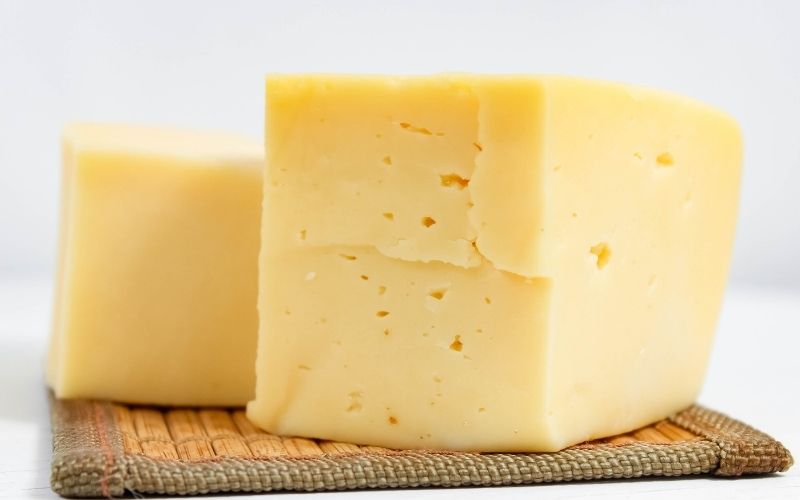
[48,123,263,406]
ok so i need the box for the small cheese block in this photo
[48,124,263,406]
[247,75,742,452]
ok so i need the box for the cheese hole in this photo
[360,274,369,281]
[376,310,390,318]
[377,285,387,295]
[656,152,674,167]
[399,122,433,135]
[433,375,443,383]
[473,142,483,152]
[339,254,358,261]
[633,152,644,160]
[382,212,394,221]
[484,297,492,305]
[382,155,392,166]
[478,407,486,413]
[298,229,307,241]
[388,416,399,425]
[439,173,470,190]
[449,335,463,352]
[346,391,363,413]
[383,328,391,336]
[428,288,448,300]
[297,365,311,371]
[421,216,437,228]
[590,243,611,269]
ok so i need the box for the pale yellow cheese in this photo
[48,124,263,406]
[248,75,741,452]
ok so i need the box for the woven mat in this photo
[49,395,793,498]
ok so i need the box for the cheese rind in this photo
[48,124,263,406]
[249,75,741,451]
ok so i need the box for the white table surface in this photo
[0,276,797,499]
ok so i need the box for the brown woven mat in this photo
[49,394,793,498]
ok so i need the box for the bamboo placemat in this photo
[49,395,793,497]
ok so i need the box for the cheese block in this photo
[247,75,741,452]
[47,124,263,406]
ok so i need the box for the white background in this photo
[1,1,798,499]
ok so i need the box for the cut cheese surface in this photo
[248,75,742,452]
[255,246,551,450]
[48,124,263,406]
[265,77,481,267]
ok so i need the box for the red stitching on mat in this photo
[93,402,114,498]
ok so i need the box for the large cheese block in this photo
[247,75,742,452]
[48,124,263,406]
